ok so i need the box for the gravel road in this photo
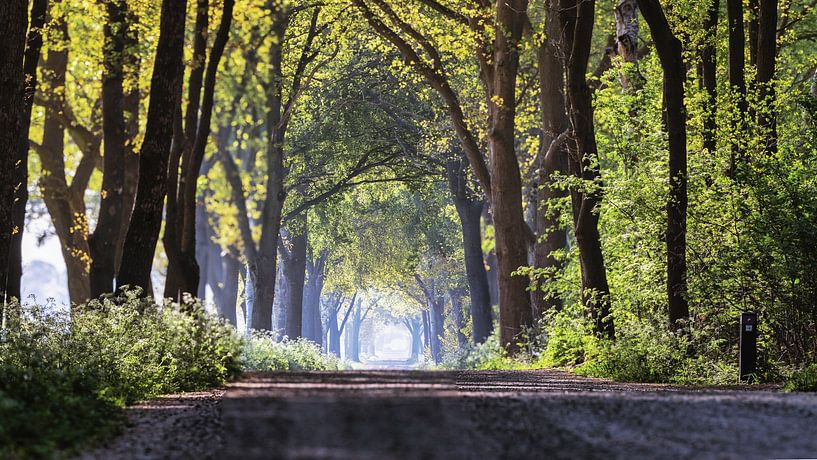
[82,369,817,459]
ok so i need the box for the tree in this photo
[559,0,615,339]
[0,0,29,302]
[638,0,689,331]
[352,0,534,352]
[163,0,234,299]
[117,0,188,293]
[7,0,48,302]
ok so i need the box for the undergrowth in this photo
[241,331,343,371]
[0,292,344,458]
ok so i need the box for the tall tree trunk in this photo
[755,0,777,156]
[303,249,327,345]
[638,0,690,331]
[404,317,422,362]
[560,0,615,339]
[0,0,27,302]
[281,217,307,339]
[489,0,533,352]
[450,288,468,350]
[345,298,362,362]
[118,0,188,294]
[91,0,137,297]
[701,0,719,157]
[216,250,240,325]
[534,0,570,317]
[727,0,747,176]
[7,0,48,302]
[251,16,289,330]
[446,159,493,343]
[35,12,93,305]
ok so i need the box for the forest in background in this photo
[2,0,817,452]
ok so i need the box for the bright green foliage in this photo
[242,332,344,371]
[0,295,241,457]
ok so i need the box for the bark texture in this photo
[638,0,690,331]
[117,0,188,294]
[560,0,615,339]
[0,0,28,301]
[446,159,493,343]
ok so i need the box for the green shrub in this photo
[241,331,343,371]
[784,364,817,392]
[0,293,241,458]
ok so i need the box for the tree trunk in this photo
[727,0,747,176]
[422,309,431,350]
[755,0,777,155]
[35,14,94,305]
[614,0,643,89]
[281,217,307,339]
[560,0,615,339]
[345,298,362,362]
[638,0,690,331]
[404,316,422,362]
[534,0,570,317]
[9,0,48,303]
[0,0,27,301]
[450,288,468,350]
[446,159,493,343]
[251,16,289,330]
[701,0,719,157]
[91,0,138,298]
[117,0,188,294]
[216,250,240,325]
[489,0,533,353]
[303,249,327,345]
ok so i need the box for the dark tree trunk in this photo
[7,0,49,302]
[638,0,690,331]
[534,0,570,317]
[165,0,234,298]
[701,0,719,157]
[281,217,307,339]
[303,249,327,345]
[560,0,615,339]
[117,0,188,294]
[91,0,137,297]
[755,0,777,155]
[446,159,493,343]
[0,0,27,301]
[727,0,747,175]
[450,288,468,350]
[251,16,289,330]
[489,0,533,353]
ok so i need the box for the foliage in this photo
[0,294,241,458]
[241,332,344,371]
[784,364,817,392]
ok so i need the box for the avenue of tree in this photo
[1,0,816,366]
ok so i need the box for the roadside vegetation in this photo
[0,294,339,458]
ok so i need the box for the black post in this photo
[739,312,758,382]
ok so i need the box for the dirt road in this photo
[81,369,817,459]
[219,369,817,459]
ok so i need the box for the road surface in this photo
[219,369,817,459]
[81,368,817,459]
